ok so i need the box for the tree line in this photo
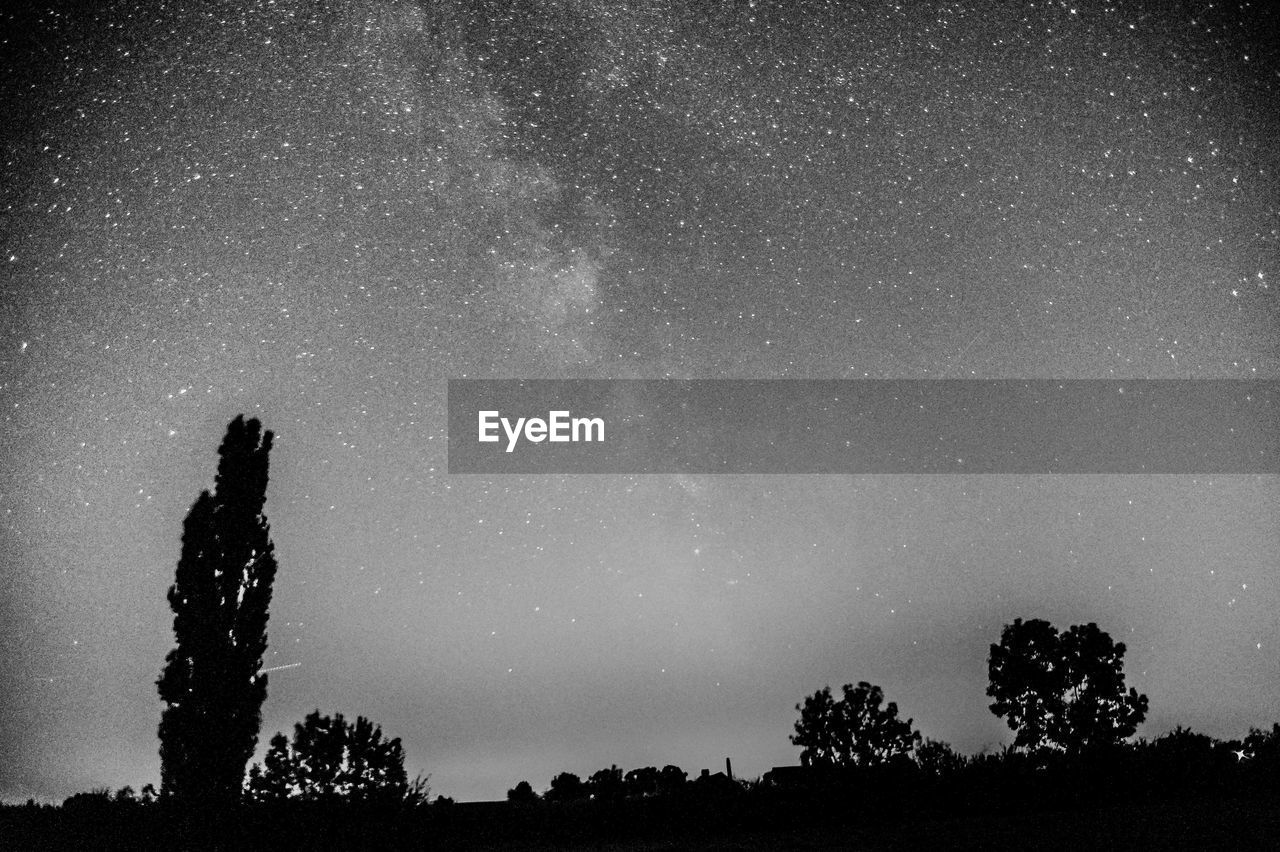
[149,417,1280,806]
[790,617,1150,770]
[8,415,1276,848]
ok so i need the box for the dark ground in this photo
[4,795,1278,850]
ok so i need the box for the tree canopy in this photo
[987,618,1148,754]
[157,415,277,805]
[507,780,537,803]
[545,772,586,801]
[247,710,425,804]
[791,681,920,767]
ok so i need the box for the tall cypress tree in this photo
[157,415,278,805]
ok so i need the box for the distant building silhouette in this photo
[694,762,737,795]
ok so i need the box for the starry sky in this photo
[2,0,1278,803]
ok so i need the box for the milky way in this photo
[2,0,1278,801]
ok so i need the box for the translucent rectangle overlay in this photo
[447,380,1279,474]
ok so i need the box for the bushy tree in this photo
[507,780,538,803]
[246,733,295,802]
[1058,622,1149,750]
[985,618,1061,752]
[585,765,623,800]
[623,766,659,797]
[1242,723,1280,788]
[157,416,277,805]
[62,789,114,814]
[915,738,966,776]
[1243,723,1280,762]
[791,681,920,767]
[246,710,426,805]
[545,772,586,801]
[987,618,1148,754]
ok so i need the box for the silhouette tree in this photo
[1242,723,1280,789]
[623,766,660,797]
[157,415,277,805]
[985,618,1061,752]
[1243,723,1280,762]
[657,764,687,795]
[915,738,965,776]
[246,733,295,802]
[62,788,115,814]
[988,618,1148,754]
[545,772,586,801]
[791,681,920,767]
[507,780,538,803]
[247,710,426,804]
[1058,622,1150,750]
[585,765,624,800]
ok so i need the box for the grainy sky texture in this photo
[2,0,1278,802]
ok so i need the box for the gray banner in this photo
[447,380,1279,474]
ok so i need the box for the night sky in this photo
[2,0,1278,803]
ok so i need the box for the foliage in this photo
[915,738,966,776]
[246,710,427,805]
[546,765,686,801]
[1242,723,1280,761]
[157,416,278,805]
[987,618,1148,754]
[586,765,624,800]
[507,780,537,803]
[546,772,586,801]
[791,681,921,767]
[61,788,114,812]
[623,766,659,797]
[1241,723,1280,786]
[19,721,1280,849]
